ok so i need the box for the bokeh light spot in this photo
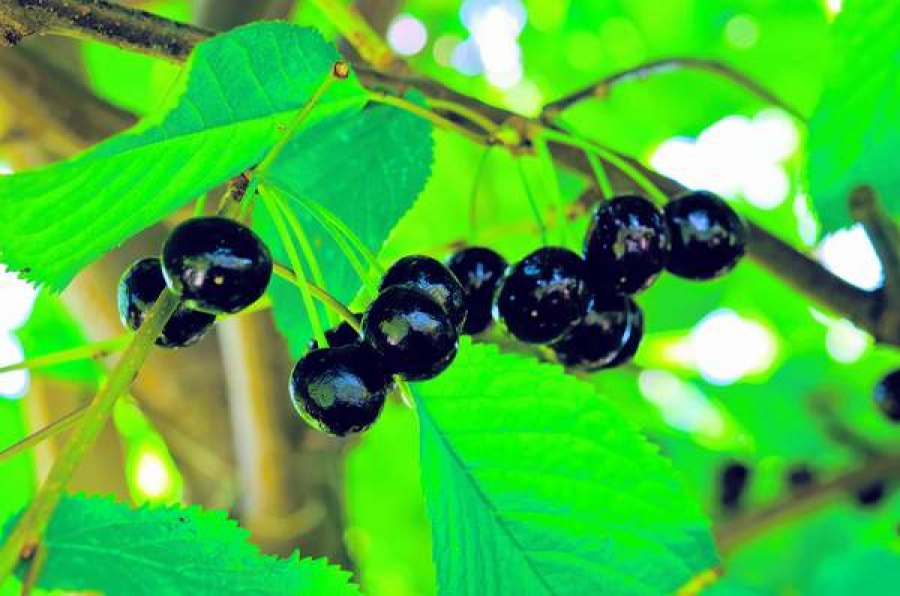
[387,14,427,57]
[689,309,778,385]
[817,224,883,291]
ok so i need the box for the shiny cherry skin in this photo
[550,292,632,371]
[118,258,216,348]
[493,247,590,344]
[162,216,273,315]
[664,191,747,280]
[605,298,644,367]
[445,246,508,335]
[379,255,467,330]
[583,195,671,295]
[363,286,459,381]
[289,344,392,436]
[308,314,362,351]
[874,369,900,422]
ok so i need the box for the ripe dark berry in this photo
[380,255,467,330]
[854,481,887,508]
[719,460,751,511]
[606,299,644,367]
[162,216,273,315]
[308,314,362,351]
[550,292,632,371]
[874,369,900,422]
[664,191,747,280]
[446,246,508,335]
[363,286,459,381]
[118,258,215,348]
[583,195,671,295]
[786,465,816,490]
[289,344,392,436]
[493,247,590,344]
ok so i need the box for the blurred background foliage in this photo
[1,0,898,594]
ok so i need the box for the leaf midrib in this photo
[417,397,557,596]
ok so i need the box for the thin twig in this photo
[308,0,399,71]
[540,57,805,122]
[0,404,89,464]
[715,450,900,554]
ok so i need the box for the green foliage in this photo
[0,22,365,290]
[2,495,360,596]
[810,547,900,594]
[807,0,900,231]
[0,402,34,527]
[255,102,433,356]
[415,341,717,595]
[345,403,437,596]
[14,292,102,384]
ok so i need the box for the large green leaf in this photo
[0,22,366,290]
[807,0,900,231]
[2,495,360,596]
[255,102,433,357]
[415,342,717,595]
[345,403,437,596]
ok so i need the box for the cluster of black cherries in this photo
[718,370,900,512]
[289,189,748,436]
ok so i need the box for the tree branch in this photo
[850,185,900,305]
[715,450,900,554]
[0,0,209,59]
[540,57,806,122]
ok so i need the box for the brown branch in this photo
[192,0,296,32]
[715,450,900,554]
[850,185,900,304]
[0,0,209,59]
[540,57,806,122]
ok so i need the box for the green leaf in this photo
[807,0,900,231]
[2,495,360,596]
[255,102,433,357]
[415,342,718,595]
[0,22,365,290]
[0,401,34,527]
[810,547,900,595]
[345,403,437,596]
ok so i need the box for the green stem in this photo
[367,92,487,145]
[540,127,668,204]
[308,0,396,70]
[0,336,128,376]
[468,147,493,240]
[272,263,359,333]
[516,159,549,245]
[534,136,567,245]
[0,290,180,582]
[242,63,346,214]
[259,188,328,347]
[426,97,500,135]
[271,192,336,326]
[0,406,89,465]
[193,193,207,217]
[584,150,614,199]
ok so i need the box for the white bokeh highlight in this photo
[689,309,778,385]
[825,318,870,363]
[387,14,427,56]
[0,266,37,399]
[456,0,527,89]
[816,224,883,291]
[135,450,173,499]
[638,369,727,437]
[650,110,799,210]
[0,333,27,398]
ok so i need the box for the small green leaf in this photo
[807,0,900,231]
[0,22,366,290]
[256,102,433,357]
[2,495,360,596]
[416,342,718,595]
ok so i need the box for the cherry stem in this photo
[0,289,181,583]
[0,405,89,465]
[272,263,358,332]
[515,159,549,245]
[367,91,488,145]
[467,147,494,241]
[0,335,129,376]
[584,150,614,199]
[259,187,329,348]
